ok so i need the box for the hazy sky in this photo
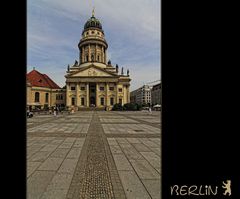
[27,0,161,91]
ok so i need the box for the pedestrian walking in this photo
[149,107,152,114]
[53,107,57,117]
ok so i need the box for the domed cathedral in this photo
[65,9,131,110]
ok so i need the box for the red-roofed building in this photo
[27,69,66,110]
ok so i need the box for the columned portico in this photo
[76,83,80,106]
[116,85,119,105]
[66,83,70,107]
[88,83,96,106]
[96,83,99,107]
[86,83,89,107]
[105,82,109,107]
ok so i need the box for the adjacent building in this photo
[130,85,152,105]
[151,82,161,105]
[27,69,66,110]
[65,11,131,110]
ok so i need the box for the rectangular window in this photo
[109,87,114,91]
[71,98,75,105]
[100,87,104,91]
[110,97,114,106]
[118,88,122,92]
[100,97,104,105]
[56,94,63,100]
[80,87,85,91]
[119,98,122,105]
[81,98,85,106]
[71,86,75,90]
[45,93,49,103]
[91,89,95,93]
[35,92,40,102]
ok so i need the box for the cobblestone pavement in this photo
[27,111,161,199]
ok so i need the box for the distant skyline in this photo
[27,0,161,91]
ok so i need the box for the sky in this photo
[27,0,161,91]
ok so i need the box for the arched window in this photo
[97,55,100,62]
[35,92,40,102]
[91,54,94,61]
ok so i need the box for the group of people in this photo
[49,107,60,116]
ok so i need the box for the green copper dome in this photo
[84,16,102,30]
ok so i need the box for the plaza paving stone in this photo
[27,110,161,199]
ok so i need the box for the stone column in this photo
[96,83,99,107]
[102,46,104,63]
[66,83,70,107]
[76,83,80,107]
[95,44,97,61]
[79,49,81,64]
[86,83,89,107]
[106,82,109,107]
[88,44,91,61]
[104,49,107,63]
[81,47,84,63]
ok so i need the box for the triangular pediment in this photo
[69,65,116,77]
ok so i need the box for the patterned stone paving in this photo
[54,118,92,123]
[102,124,160,134]
[28,123,89,134]
[27,110,161,199]
[115,112,161,128]
[66,113,125,199]
[100,118,140,123]
[27,132,87,138]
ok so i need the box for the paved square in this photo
[27,111,161,199]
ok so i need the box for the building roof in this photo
[84,9,103,31]
[152,82,161,89]
[65,64,119,78]
[27,69,60,89]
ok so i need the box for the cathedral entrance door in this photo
[89,83,96,107]
[90,97,95,106]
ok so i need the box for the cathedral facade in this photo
[65,11,131,110]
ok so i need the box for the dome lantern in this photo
[83,9,103,30]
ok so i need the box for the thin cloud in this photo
[27,0,161,88]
